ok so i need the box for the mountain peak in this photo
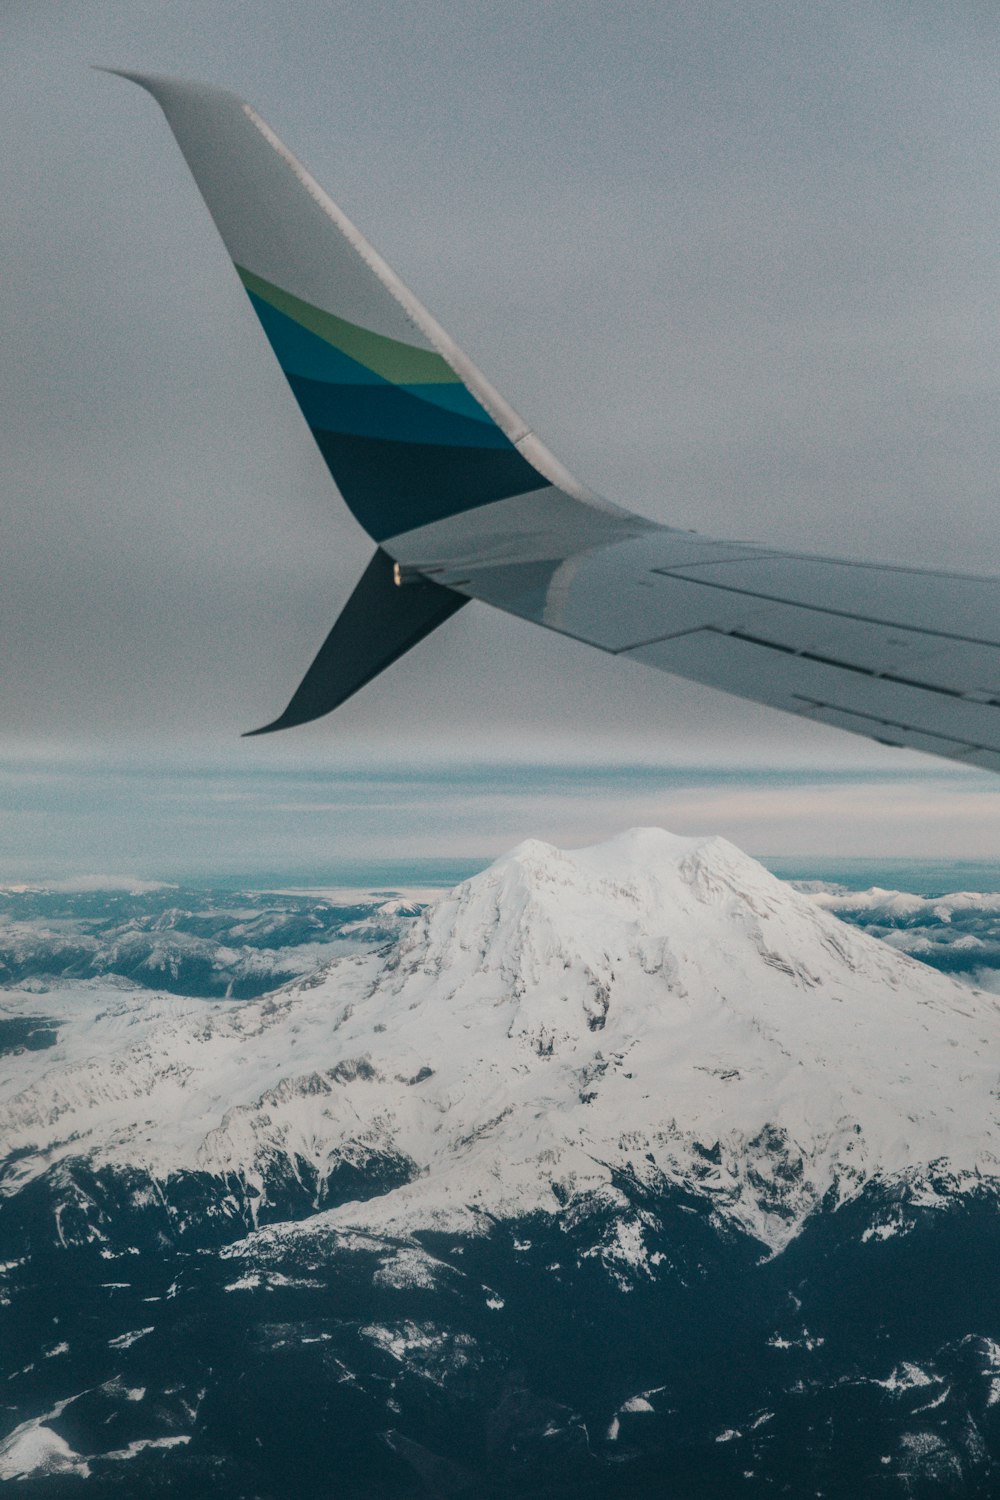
[385,826,842,1021]
[495,825,745,877]
[476,826,787,916]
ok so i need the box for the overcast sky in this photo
[4,2,1000,870]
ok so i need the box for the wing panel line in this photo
[651,569,1000,651]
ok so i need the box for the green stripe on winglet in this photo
[236,265,460,386]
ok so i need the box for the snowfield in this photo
[2,828,999,1251]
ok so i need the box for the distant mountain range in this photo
[0,884,423,999]
[2,830,999,1496]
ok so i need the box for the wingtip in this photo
[241,723,284,738]
[92,65,154,87]
[92,66,230,108]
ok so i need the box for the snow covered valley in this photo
[2,830,999,1497]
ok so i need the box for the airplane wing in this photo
[396,520,1000,773]
[110,73,1000,771]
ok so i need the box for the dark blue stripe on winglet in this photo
[288,374,514,449]
[312,430,550,540]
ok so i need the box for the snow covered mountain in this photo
[3,828,999,1258]
[3,829,1000,1498]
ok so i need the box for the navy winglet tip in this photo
[241,722,285,738]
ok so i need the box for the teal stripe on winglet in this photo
[248,292,385,386]
[249,292,498,430]
[400,382,495,424]
[287,373,513,449]
[238,265,459,384]
[250,291,500,435]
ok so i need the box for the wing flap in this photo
[626,626,1000,763]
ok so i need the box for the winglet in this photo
[243,549,468,735]
[99,69,599,546]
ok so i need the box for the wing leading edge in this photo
[112,71,1000,770]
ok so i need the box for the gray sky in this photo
[4,1,1000,867]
